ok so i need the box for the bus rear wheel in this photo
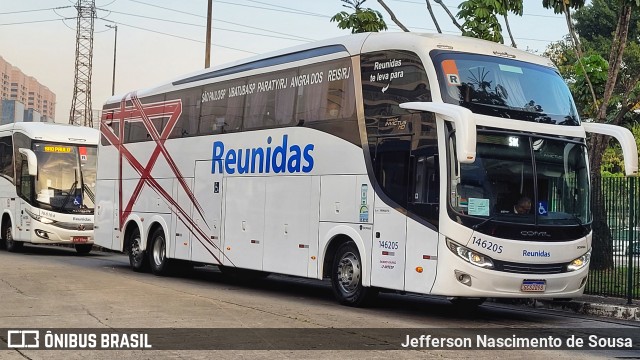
[75,244,93,254]
[4,222,22,253]
[149,228,171,276]
[331,241,377,306]
[128,228,148,272]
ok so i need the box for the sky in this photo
[0,0,571,124]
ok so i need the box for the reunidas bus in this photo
[95,33,638,306]
[0,122,98,254]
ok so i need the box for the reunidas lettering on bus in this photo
[212,134,314,174]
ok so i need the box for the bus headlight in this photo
[567,250,591,272]
[24,208,54,224]
[446,238,494,269]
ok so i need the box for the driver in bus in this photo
[513,196,532,215]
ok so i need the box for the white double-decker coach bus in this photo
[96,32,638,306]
[0,122,98,254]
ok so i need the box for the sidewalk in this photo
[501,295,640,321]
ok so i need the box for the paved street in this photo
[0,244,639,359]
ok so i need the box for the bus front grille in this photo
[494,261,566,274]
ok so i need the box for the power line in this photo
[0,6,72,15]
[387,0,564,19]
[99,18,259,54]
[126,0,315,41]
[95,7,310,42]
[0,18,77,26]
[245,0,327,17]
[215,0,329,18]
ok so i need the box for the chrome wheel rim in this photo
[336,251,360,294]
[152,236,165,267]
[130,236,143,264]
[5,227,12,246]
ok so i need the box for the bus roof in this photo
[104,32,556,103]
[0,122,99,145]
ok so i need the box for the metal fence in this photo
[585,176,639,302]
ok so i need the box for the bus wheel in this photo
[149,228,171,276]
[128,228,148,272]
[4,223,22,253]
[75,244,93,254]
[331,241,377,306]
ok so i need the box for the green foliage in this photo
[457,0,505,43]
[544,2,640,122]
[543,35,577,79]
[542,0,586,14]
[570,54,608,116]
[331,0,388,33]
[601,125,640,175]
[455,0,524,44]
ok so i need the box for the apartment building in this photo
[0,55,56,121]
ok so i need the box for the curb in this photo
[504,298,640,321]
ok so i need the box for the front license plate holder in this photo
[521,279,546,292]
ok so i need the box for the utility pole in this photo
[106,24,118,96]
[69,0,96,127]
[205,0,212,68]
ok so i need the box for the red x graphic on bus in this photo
[100,93,222,263]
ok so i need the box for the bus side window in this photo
[413,155,439,204]
[17,155,32,202]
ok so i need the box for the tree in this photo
[543,0,640,269]
[331,0,388,33]
[431,0,522,47]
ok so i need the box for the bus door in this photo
[16,153,33,241]
[223,176,265,271]
[171,177,193,261]
[191,160,223,265]
[95,180,117,250]
[369,123,410,291]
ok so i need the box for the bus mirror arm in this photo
[582,122,639,176]
[18,148,37,176]
[400,102,476,163]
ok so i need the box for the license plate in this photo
[72,236,89,243]
[521,279,546,292]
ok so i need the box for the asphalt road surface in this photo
[0,244,639,359]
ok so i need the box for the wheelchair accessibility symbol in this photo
[537,201,548,216]
[73,196,81,206]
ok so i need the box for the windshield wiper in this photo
[566,213,590,234]
[60,180,78,209]
[83,183,95,204]
[473,215,499,230]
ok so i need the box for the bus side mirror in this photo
[400,102,476,163]
[582,122,639,176]
[18,148,37,176]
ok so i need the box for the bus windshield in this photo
[449,131,591,228]
[33,143,97,213]
[432,52,580,126]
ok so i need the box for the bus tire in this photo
[128,228,149,272]
[148,227,171,276]
[331,241,377,307]
[4,222,22,253]
[75,244,93,254]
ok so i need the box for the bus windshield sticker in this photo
[359,184,369,222]
[79,146,87,161]
[498,64,523,74]
[468,198,490,216]
[441,59,460,86]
